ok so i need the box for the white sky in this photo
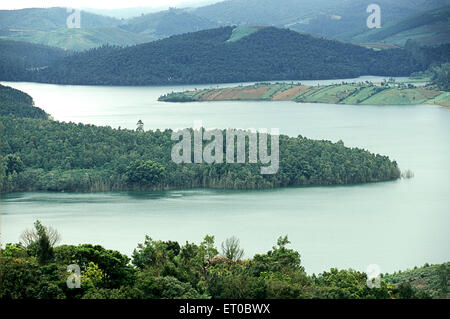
[0,0,219,10]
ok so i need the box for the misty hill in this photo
[341,6,450,47]
[194,0,333,26]
[1,2,449,51]
[0,7,145,51]
[0,7,120,31]
[0,39,69,80]
[0,7,219,51]
[6,27,154,52]
[193,0,450,40]
[120,7,219,39]
[20,26,440,86]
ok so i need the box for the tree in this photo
[81,262,106,289]
[431,63,450,91]
[200,235,219,261]
[26,220,55,265]
[438,263,448,298]
[221,236,244,261]
[4,154,24,175]
[136,120,144,132]
[125,160,165,186]
[20,223,61,247]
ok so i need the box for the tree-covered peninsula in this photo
[0,85,400,193]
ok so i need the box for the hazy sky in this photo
[0,0,220,10]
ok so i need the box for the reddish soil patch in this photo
[200,89,227,101]
[272,86,310,100]
[201,85,272,101]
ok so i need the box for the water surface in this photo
[1,77,448,274]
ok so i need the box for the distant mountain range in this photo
[193,0,450,38]
[0,7,217,51]
[339,6,450,47]
[2,26,447,86]
[121,8,219,39]
[0,1,449,51]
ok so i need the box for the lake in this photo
[1,76,449,275]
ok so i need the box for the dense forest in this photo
[0,39,70,80]
[0,115,400,193]
[0,84,48,119]
[1,27,447,85]
[1,221,447,299]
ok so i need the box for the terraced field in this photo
[159,82,450,107]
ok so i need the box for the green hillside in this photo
[0,7,218,51]
[0,7,120,31]
[0,7,152,51]
[2,27,154,51]
[194,0,450,38]
[1,3,449,51]
[120,7,219,39]
[227,26,261,42]
[383,262,449,298]
[346,6,450,47]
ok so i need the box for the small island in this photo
[159,80,450,108]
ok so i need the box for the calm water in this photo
[1,77,449,274]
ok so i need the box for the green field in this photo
[227,26,260,42]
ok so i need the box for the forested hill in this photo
[0,39,70,81]
[20,26,441,86]
[342,6,450,47]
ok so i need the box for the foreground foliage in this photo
[0,222,445,299]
